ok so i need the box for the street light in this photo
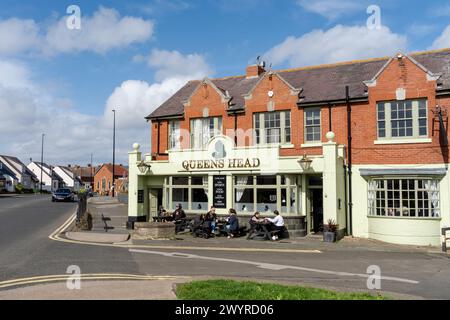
[137,160,151,174]
[40,133,45,193]
[112,109,116,197]
[298,153,313,171]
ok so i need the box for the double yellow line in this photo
[0,274,183,290]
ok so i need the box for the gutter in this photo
[297,97,368,108]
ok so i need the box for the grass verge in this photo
[176,279,386,300]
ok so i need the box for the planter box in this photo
[323,231,337,243]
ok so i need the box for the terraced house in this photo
[128,48,450,247]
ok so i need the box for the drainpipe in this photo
[346,86,353,235]
[328,103,332,131]
[234,112,238,146]
[157,120,161,155]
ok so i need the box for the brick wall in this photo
[150,56,450,165]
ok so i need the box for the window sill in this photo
[374,138,432,145]
[301,142,322,148]
[280,144,295,149]
[367,215,441,221]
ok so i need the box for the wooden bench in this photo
[101,214,111,232]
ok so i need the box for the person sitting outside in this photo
[226,208,239,238]
[205,206,217,233]
[247,211,263,239]
[173,203,186,234]
[265,210,285,240]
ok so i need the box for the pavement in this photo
[1,195,450,300]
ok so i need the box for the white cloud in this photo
[138,49,213,82]
[0,51,213,165]
[44,7,154,55]
[296,0,365,20]
[0,18,40,55]
[431,25,450,49]
[264,25,407,67]
[0,7,154,56]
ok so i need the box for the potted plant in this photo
[323,219,338,243]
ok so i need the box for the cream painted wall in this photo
[352,164,449,247]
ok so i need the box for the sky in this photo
[1,0,450,166]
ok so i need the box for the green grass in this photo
[176,279,386,300]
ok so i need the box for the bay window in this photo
[190,117,222,149]
[377,99,428,140]
[368,178,440,218]
[254,111,291,145]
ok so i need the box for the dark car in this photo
[52,188,74,202]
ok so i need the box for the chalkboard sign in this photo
[138,190,144,203]
[213,176,227,208]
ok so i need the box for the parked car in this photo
[52,188,75,202]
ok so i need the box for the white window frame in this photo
[165,176,209,212]
[253,111,291,145]
[168,120,181,150]
[304,108,321,143]
[190,117,222,149]
[367,177,440,218]
[377,99,428,140]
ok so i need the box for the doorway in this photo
[310,189,323,233]
[148,188,163,219]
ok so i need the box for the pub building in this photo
[128,48,450,247]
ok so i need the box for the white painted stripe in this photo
[129,249,419,284]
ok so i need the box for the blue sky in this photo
[1,0,450,165]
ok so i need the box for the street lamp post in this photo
[40,133,45,194]
[112,109,116,197]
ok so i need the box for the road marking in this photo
[129,249,420,284]
[0,274,186,290]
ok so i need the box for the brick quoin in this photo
[150,53,450,165]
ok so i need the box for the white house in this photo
[27,162,64,191]
[54,166,83,191]
[0,155,39,191]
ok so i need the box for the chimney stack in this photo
[246,64,265,79]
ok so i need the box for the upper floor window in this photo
[254,111,291,145]
[190,117,222,149]
[377,99,427,140]
[168,121,181,150]
[304,108,321,143]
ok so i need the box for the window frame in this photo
[377,99,428,140]
[168,120,181,150]
[304,107,322,143]
[253,110,291,146]
[367,177,440,219]
[165,176,209,212]
[190,117,223,149]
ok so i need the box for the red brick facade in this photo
[150,52,450,165]
[94,164,128,195]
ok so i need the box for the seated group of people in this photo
[158,203,286,240]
